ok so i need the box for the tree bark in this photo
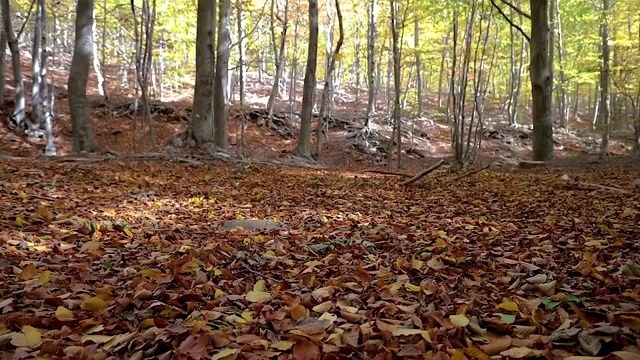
[1,0,27,129]
[364,0,377,126]
[0,16,6,105]
[214,0,232,149]
[31,0,45,128]
[414,13,423,117]
[188,0,215,146]
[68,0,99,152]
[529,0,554,161]
[294,0,318,158]
[598,0,611,158]
[316,0,343,158]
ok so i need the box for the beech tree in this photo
[68,0,99,152]
[187,0,215,146]
[294,0,318,158]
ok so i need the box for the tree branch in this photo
[500,0,531,19]
[489,0,530,42]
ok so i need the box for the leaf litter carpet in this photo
[0,160,639,359]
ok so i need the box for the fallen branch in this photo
[401,160,445,186]
[454,164,490,181]
[560,174,634,195]
[363,169,411,178]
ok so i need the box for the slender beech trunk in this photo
[530,0,554,161]
[555,0,568,128]
[316,0,343,159]
[69,0,99,152]
[237,0,246,106]
[294,0,318,158]
[599,0,611,158]
[266,0,289,119]
[414,13,423,117]
[0,16,6,105]
[437,31,450,110]
[92,9,106,97]
[188,0,215,145]
[214,0,232,149]
[31,0,45,129]
[1,0,26,129]
[390,0,401,168]
[364,0,377,126]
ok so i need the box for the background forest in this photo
[1,0,640,166]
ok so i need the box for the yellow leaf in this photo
[39,271,51,284]
[11,326,42,348]
[81,297,107,312]
[391,327,422,337]
[241,311,254,323]
[404,283,421,292]
[450,314,470,327]
[253,280,266,292]
[271,340,296,350]
[500,347,539,359]
[451,350,468,360]
[19,263,38,281]
[139,318,155,329]
[81,334,114,344]
[214,288,225,298]
[246,291,271,303]
[211,348,240,360]
[81,241,102,252]
[18,191,28,200]
[411,259,423,270]
[55,306,75,321]
[15,216,29,226]
[496,301,519,312]
[123,228,133,238]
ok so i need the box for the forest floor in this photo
[1,60,640,359]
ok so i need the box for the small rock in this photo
[222,219,280,230]
[172,136,184,148]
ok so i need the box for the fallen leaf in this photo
[81,297,107,312]
[450,314,470,327]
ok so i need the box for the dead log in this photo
[560,174,634,195]
[401,160,445,186]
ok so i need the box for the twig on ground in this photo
[401,160,445,186]
[454,164,490,181]
[363,169,411,178]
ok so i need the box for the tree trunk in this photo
[68,0,99,152]
[529,0,554,161]
[31,0,45,129]
[1,0,27,130]
[266,0,289,118]
[92,9,107,98]
[294,0,318,158]
[0,16,6,105]
[599,0,611,158]
[236,0,246,105]
[316,0,343,159]
[390,0,401,169]
[555,0,568,128]
[214,0,232,149]
[364,0,377,126]
[414,13,423,117]
[188,0,215,145]
[437,31,449,110]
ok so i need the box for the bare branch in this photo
[489,0,530,42]
[500,0,531,19]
